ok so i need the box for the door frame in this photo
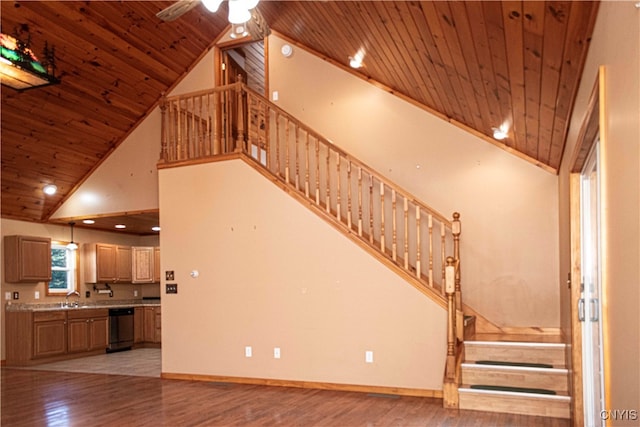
[569,66,609,427]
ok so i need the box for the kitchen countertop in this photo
[5,299,161,312]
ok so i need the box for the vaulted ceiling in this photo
[1,1,600,234]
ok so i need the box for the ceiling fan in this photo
[157,0,270,40]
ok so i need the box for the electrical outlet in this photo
[166,283,178,294]
[274,347,281,359]
[245,346,252,358]
[365,351,374,363]
[5,292,11,300]
[272,91,279,101]
[12,292,19,300]
[85,291,91,298]
[35,291,40,299]
[134,290,138,297]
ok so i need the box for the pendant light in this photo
[66,221,78,251]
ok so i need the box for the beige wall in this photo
[560,1,640,421]
[159,160,447,390]
[1,218,160,360]
[269,36,560,328]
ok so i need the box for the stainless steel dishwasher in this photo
[107,307,134,352]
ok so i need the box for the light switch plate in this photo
[245,346,252,358]
[166,283,178,294]
[365,351,373,363]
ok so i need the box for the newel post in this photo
[235,75,245,153]
[452,212,463,342]
[442,255,459,409]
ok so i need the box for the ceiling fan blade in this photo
[247,8,271,41]
[156,0,202,22]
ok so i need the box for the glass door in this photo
[580,140,605,426]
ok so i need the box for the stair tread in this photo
[470,384,556,395]
[474,360,553,369]
[461,362,568,373]
[465,340,566,348]
[459,386,571,400]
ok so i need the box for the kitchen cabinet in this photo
[84,243,132,283]
[67,309,109,353]
[153,247,161,283]
[143,306,162,344]
[4,235,52,283]
[132,247,155,283]
[33,311,67,359]
[134,307,144,344]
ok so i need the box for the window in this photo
[48,242,78,295]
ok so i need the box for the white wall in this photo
[159,159,447,391]
[269,36,560,328]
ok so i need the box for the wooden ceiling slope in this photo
[1,1,599,232]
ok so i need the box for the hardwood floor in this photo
[2,367,570,426]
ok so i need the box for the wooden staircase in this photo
[459,337,570,419]
[158,82,570,419]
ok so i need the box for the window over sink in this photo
[48,241,79,295]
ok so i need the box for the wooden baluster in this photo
[160,99,168,162]
[347,161,353,230]
[304,132,310,197]
[369,175,374,244]
[285,119,290,183]
[392,190,397,261]
[416,206,421,279]
[357,167,363,237]
[428,214,434,287]
[295,125,300,190]
[275,112,280,176]
[404,197,409,269]
[441,222,446,291]
[265,104,270,169]
[336,152,341,221]
[315,137,320,205]
[235,79,244,152]
[213,91,220,155]
[380,182,385,252]
[205,93,211,156]
[176,97,182,160]
[325,146,330,214]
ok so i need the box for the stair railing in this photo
[160,79,462,302]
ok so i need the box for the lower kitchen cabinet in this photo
[143,306,161,344]
[134,307,145,344]
[67,309,109,353]
[33,311,67,359]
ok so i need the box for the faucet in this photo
[64,290,80,307]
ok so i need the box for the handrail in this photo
[160,80,462,298]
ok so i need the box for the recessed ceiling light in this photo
[152,226,161,232]
[82,219,95,224]
[43,184,57,195]
[492,127,508,141]
[115,224,126,229]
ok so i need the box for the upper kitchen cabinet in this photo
[84,243,132,283]
[132,246,156,284]
[4,235,52,283]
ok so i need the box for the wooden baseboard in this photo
[161,372,443,399]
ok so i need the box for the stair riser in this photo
[462,366,568,393]
[465,344,565,367]
[459,391,570,419]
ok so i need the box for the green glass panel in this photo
[51,248,67,268]
[49,270,68,290]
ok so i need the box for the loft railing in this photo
[160,80,464,401]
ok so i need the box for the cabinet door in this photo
[89,317,109,351]
[154,308,162,343]
[67,319,90,353]
[33,320,67,358]
[116,246,132,282]
[4,236,52,282]
[134,308,144,344]
[96,244,117,282]
[132,247,154,283]
[143,307,157,343]
[153,247,161,283]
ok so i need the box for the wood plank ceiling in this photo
[1,1,599,234]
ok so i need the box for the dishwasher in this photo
[107,307,134,353]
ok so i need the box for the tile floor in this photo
[18,348,161,377]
